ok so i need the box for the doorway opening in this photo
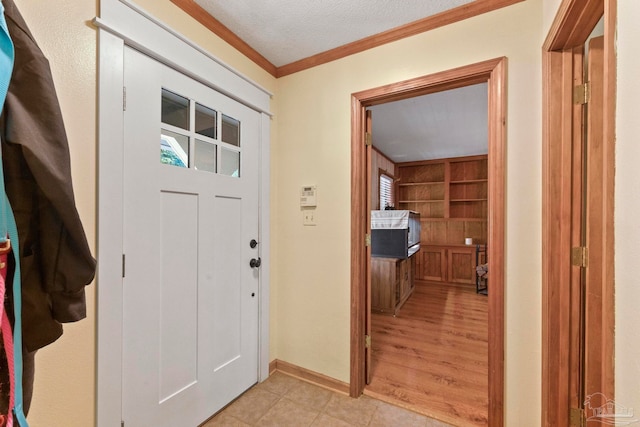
[366,83,489,426]
[351,57,507,427]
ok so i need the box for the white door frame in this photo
[94,2,272,426]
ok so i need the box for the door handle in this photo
[250,257,262,268]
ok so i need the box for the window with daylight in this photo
[160,87,241,177]
[379,172,394,210]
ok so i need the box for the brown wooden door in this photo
[365,110,373,384]
[569,35,613,425]
[581,35,614,421]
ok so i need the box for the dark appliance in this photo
[371,210,420,259]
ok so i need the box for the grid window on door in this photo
[160,88,241,177]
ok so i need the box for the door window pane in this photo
[194,139,216,173]
[162,89,190,130]
[195,103,217,139]
[221,114,240,147]
[220,148,240,177]
[161,129,189,168]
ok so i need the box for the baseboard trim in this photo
[269,359,350,395]
[268,359,277,375]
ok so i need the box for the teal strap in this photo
[0,2,28,426]
[0,0,12,243]
[6,197,27,426]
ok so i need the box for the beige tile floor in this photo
[202,372,454,427]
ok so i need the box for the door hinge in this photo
[121,421,125,427]
[365,233,371,247]
[122,254,126,278]
[569,407,585,427]
[573,82,590,105]
[123,86,127,111]
[365,335,371,348]
[571,246,589,268]
[365,132,372,146]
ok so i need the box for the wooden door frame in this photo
[541,0,616,425]
[350,57,507,426]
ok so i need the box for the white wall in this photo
[615,0,640,418]
[542,0,562,34]
[273,1,543,425]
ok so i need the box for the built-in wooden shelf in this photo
[396,155,488,283]
[450,179,488,184]
[399,181,445,186]
[419,217,487,222]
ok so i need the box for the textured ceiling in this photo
[190,0,486,163]
[369,83,488,163]
[193,0,474,67]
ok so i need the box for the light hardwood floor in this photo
[365,280,488,427]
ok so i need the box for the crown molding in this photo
[171,0,525,78]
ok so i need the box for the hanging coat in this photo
[0,0,96,352]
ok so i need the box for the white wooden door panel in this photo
[211,196,243,369]
[122,46,260,427]
[159,190,198,402]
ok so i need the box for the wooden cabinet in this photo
[416,246,446,282]
[415,245,476,285]
[397,155,487,284]
[447,247,476,284]
[371,255,415,315]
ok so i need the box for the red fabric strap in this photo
[0,251,13,427]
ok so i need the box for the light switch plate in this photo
[303,210,316,226]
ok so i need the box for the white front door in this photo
[122,47,261,427]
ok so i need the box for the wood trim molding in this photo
[542,1,616,425]
[372,146,395,167]
[169,0,278,77]
[171,0,523,78]
[353,57,502,106]
[350,93,368,398]
[486,58,506,426]
[399,154,488,168]
[351,57,507,426]
[271,359,350,395]
[543,0,603,51]
[541,48,577,427]
[277,0,522,77]
[601,0,616,400]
